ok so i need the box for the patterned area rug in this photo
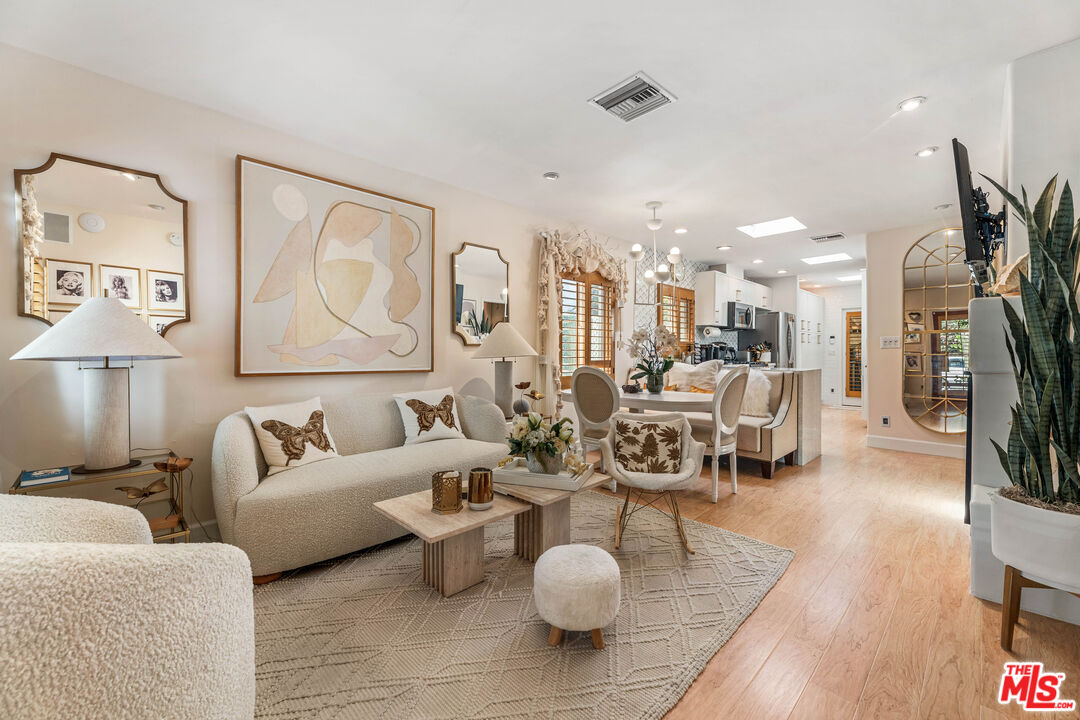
[253,491,793,720]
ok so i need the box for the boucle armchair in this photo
[599,412,706,554]
[0,495,255,720]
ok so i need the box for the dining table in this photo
[560,388,712,413]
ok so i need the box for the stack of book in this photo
[19,467,70,488]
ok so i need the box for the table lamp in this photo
[11,297,182,473]
[474,322,537,419]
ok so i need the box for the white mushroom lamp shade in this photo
[11,298,182,472]
[474,323,538,419]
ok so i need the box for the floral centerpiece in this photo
[508,412,575,474]
[622,325,679,394]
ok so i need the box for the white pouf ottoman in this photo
[533,544,621,649]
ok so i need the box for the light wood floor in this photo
[591,407,1080,719]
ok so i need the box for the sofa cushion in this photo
[393,387,466,445]
[233,438,508,575]
[322,393,407,455]
[245,397,339,475]
[685,411,770,453]
[737,415,772,453]
[742,370,773,417]
[762,370,786,414]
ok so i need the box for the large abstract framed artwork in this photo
[236,157,434,376]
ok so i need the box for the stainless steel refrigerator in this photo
[741,311,797,367]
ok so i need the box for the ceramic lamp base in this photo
[80,367,133,473]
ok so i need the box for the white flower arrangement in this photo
[507,412,576,458]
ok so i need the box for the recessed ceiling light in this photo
[716,245,732,251]
[915,146,939,158]
[120,172,139,181]
[934,202,953,210]
[801,252,853,265]
[148,204,164,211]
[777,269,788,274]
[752,259,764,264]
[674,227,687,234]
[898,96,926,112]
[542,171,560,180]
[737,216,806,238]
[837,274,862,282]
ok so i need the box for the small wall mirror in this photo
[901,227,972,434]
[451,243,509,345]
[16,154,189,335]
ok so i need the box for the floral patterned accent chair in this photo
[599,412,705,554]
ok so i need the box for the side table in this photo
[11,450,191,543]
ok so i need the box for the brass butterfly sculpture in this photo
[261,410,335,464]
[116,477,168,500]
[406,395,457,433]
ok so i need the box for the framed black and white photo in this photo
[99,264,141,308]
[905,311,922,323]
[905,322,925,333]
[146,269,186,312]
[147,314,178,335]
[45,259,92,305]
[904,353,923,372]
[904,332,922,345]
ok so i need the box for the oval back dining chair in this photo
[570,366,620,477]
[691,365,749,501]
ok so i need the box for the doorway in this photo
[843,309,862,406]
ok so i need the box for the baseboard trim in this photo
[866,434,965,459]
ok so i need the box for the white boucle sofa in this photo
[0,494,254,720]
[211,392,509,578]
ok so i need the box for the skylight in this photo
[801,252,853,265]
[735,216,806,238]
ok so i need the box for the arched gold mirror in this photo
[16,153,189,335]
[451,242,509,345]
[902,227,971,434]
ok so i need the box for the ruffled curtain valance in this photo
[535,229,628,416]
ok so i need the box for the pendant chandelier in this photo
[629,201,680,286]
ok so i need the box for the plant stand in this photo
[1001,564,1080,651]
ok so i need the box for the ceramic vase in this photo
[525,450,564,475]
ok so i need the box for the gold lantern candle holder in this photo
[431,470,463,515]
[468,467,494,511]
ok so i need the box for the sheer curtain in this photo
[21,175,45,314]
[536,229,627,416]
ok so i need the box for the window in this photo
[658,285,695,352]
[560,271,615,387]
[931,311,969,396]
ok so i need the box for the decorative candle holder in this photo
[468,467,494,511]
[431,470,462,514]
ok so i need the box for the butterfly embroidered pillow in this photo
[245,397,339,476]
[393,387,466,445]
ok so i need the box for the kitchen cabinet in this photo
[694,271,772,326]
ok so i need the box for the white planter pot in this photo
[990,490,1080,593]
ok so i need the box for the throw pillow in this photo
[742,370,773,417]
[665,362,696,391]
[393,387,466,445]
[686,360,725,392]
[613,417,683,473]
[245,397,338,476]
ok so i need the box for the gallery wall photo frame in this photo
[44,258,93,306]
[147,314,180,335]
[146,269,186,313]
[235,155,435,377]
[99,264,142,308]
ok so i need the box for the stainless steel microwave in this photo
[725,302,755,330]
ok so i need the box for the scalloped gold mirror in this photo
[16,153,189,335]
[452,242,508,345]
[902,227,972,434]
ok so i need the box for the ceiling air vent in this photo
[810,232,846,244]
[589,72,676,122]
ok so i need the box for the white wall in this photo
[1006,38,1080,261]
[812,284,863,407]
[0,44,624,528]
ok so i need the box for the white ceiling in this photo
[33,158,184,224]
[5,1,1079,287]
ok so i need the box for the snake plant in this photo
[986,174,1080,506]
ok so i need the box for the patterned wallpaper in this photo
[630,248,739,357]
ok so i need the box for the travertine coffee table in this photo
[373,489,529,597]
[494,472,611,562]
